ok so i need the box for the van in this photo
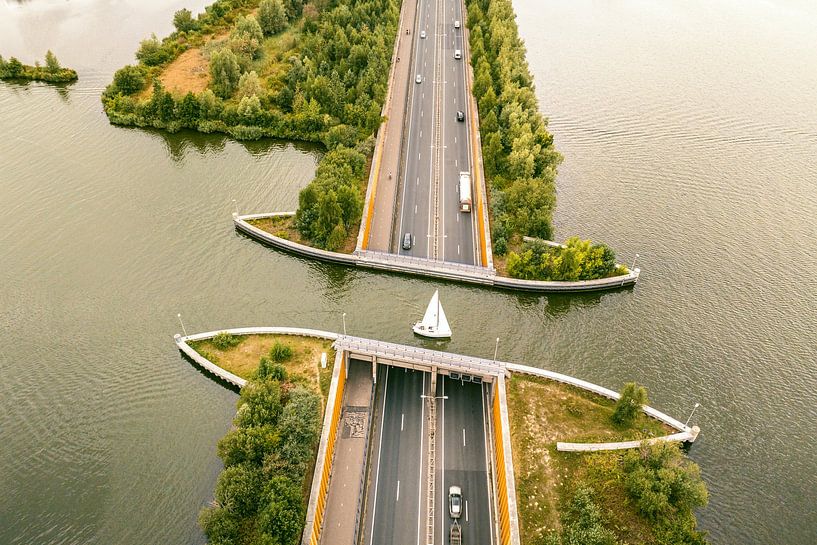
[454,20,461,29]
[403,233,412,250]
[454,49,461,60]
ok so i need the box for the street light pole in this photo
[684,402,701,427]
[493,337,500,363]
[342,312,347,336]
[177,313,187,337]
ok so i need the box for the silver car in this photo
[448,485,462,518]
[420,30,427,39]
[415,74,422,84]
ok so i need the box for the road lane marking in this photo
[368,366,390,545]
[415,204,417,214]
[401,413,404,431]
[417,177,419,185]
[396,480,400,502]
[463,428,466,446]
[455,159,458,167]
[465,500,469,522]
[416,372,427,545]
[458,244,460,254]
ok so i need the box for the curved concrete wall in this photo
[234,213,640,292]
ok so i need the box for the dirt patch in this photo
[159,47,211,95]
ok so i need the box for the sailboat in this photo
[412,290,452,338]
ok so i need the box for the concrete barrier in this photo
[557,429,699,452]
[235,213,640,292]
[493,376,522,545]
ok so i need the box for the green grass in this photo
[506,374,675,544]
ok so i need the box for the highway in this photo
[365,366,428,545]
[397,0,476,264]
[437,375,493,545]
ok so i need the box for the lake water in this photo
[1,0,816,543]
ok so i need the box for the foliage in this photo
[237,70,264,99]
[612,382,649,427]
[210,47,242,98]
[229,15,265,63]
[258,0,288,36]
[545,487,618,545]
[212,331,243,350]
[0,53,77,83]
[506,237,620,281]
[203,373,323,545]
[109,65,147,95]
[268,341,294,362]
[173,8,200,33]
[136,33,173,66]
[465,0,562,244]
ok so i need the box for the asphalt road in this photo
[437,375,493,545]
[366,366,428,545]
[397,0,476,264]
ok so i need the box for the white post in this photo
[631,253,640,271]
[342,312,347,336]
[684,402,701,427]
[493,337,500,363]
[177,313,187,337]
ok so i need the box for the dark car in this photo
[456,110,465,122]
[403,232,412,250]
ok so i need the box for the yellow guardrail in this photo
[361,127,386,251]
[492,387,511,545]
[309,353,347,545]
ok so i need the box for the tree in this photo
[279,387,322,466]
[236,379,283,428]
[111,65,146,95]
[257,476,305,543]
[177,92,201,126]
[136,33,171,66]
[5,57,24,78]
[230,15,264,61]
[612,382,649,427]
[209,48,241,98]
[173,8,199,32]
[237,94,262,122]
[217,425,279,467]
[214,463,264,517]
[197,89,222,119]
[199,505,240,545]
[44,50,61,73]
[258,0,288,36]
[237,70,264,99]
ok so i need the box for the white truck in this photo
[458,172,472,213]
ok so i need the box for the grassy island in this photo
[507,375,709,545]
[189,332,334,545]
[0,51,77,83]
[103,0,398,252]
[465,0,627,281]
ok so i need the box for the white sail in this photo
[413,290,452,338]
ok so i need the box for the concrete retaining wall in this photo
[493,376,522,545]
[235,213,640,292]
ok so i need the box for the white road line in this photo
[415,204,417,214]
[463,428,466,446]
[368,366,390,545]
[439,377,446,545]
[458,244,460,255]
[465,500,469,522]
[455,159,458,167]
[481,383,495,544]
[401,413,405,431]
[417,177,419,185]
[396,480,400,502]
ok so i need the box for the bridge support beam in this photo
[430,367,438,397]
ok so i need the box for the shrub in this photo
[209,48,241,98]
[111,65,146,95]
[258,0,288,36]
[212,331,242,350]
[136,33,172,66]
[269,341,293,362]
[611,382,648,427]
[546,486,617,545]
[44,50,60,73]
[237,70,264,99]
[173,8,200,33]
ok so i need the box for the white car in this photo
[449,485,462,518]
[420,30,427,39]
[454,20,461,29]
[415,74,422,84]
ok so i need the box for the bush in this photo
[611,382,648,427]
[173,8,200,33]
[258,0,288,36]
[506,237,619,281]
[209,47,241,98]
[212,331,242,350]
[269,341,293,362]
[136,33,173,66]
[111,65,147,95]
[547,486,618,545]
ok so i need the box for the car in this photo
[415,74,422,84]
[454,20,461,29]
[449,486,462,518]
[420,30,427,39]
[454,49,462,59]
[403,232,412,250]
[456,110,465,122]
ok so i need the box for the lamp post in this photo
[684,402,701,427]
[632,253,640,271]
[493,337,500,363]
[342,312,347,336]
[177,313,187,337]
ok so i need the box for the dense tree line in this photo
[0,51,77,83]
[102,0,399,249]
[200,343,323,545]
[464,0,562,248]
[506,238,624,281]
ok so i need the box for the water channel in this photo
[1,0,816,543]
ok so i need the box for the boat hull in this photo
[412,323,451,338]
